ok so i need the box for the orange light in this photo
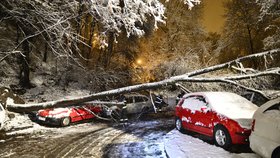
[136,59,142,65]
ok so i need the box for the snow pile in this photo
[164,129,260,158]
[2,113,48,136]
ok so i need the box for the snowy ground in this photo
[0,114,262,158]
[164,129,260,158]
[0,114,173,158]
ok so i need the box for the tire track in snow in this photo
[50,127,114,158]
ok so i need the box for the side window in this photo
[126,97,134,104]
[135,96,145,103]
[181,96,207,112]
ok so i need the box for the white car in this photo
[250,98,280,158]
[123,94,153,114]
[0,103,6,129]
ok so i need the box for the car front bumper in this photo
[37,116,61,126]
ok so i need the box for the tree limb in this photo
[186,48,280,77]
[6,50,280,113]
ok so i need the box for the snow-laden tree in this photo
[257,0,280,49]
[91,0,165,37]
[220,0,266,67]
[88,0,201,67]
[0,0,201,87]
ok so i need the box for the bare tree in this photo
[6,49,280,113]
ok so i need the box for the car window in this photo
[135,96,144,103]
[126,97,134,103]
[182,96,207,112]
[264,103,280,112]
[0,105,2,111]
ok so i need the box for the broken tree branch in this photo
[6,49,280,113]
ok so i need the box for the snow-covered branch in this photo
[185,48,280,77]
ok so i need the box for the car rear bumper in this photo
[37,116,61,126]
[249,133,278,158]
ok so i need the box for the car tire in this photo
[61,117,71,126]
[213,125,232,149]
[141,106,150,113]
[175,117,185,133]
[272,146,280,158]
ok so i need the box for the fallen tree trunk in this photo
[6,49,280,113]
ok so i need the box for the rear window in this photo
[263,103,280,119]
[264,103,280,112]
[126,97,134,103]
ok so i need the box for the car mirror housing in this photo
[201,105,210,113]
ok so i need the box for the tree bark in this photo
[19,39,31,88]
[104,32,114,68]
[43,42,48,62]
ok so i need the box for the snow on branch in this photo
[6,49,280,113]
[91,0,166,37]
[184,48,280,77]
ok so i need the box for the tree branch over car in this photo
[6,49,280,113]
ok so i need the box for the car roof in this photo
[183,92,239,98]
[255,97,280,114]
[183,92,258,119]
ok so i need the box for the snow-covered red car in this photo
[250,98,280,158]
[175,92,258,149]
[37,102,103,126]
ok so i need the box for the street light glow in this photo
[137,59,142,65]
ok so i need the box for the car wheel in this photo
[141,106,150,113]
[175,117,185,133]
[272,146,280,158]
[214,125,232,149]
[61,117,71,126]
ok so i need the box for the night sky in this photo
[202,0,226,33]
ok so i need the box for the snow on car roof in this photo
[206,92,258,119]
[184,92,258,119]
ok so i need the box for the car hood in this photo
[38,108,71,118]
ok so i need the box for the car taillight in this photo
[251,119,255,131]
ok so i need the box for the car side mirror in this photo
[201,105,210,113]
